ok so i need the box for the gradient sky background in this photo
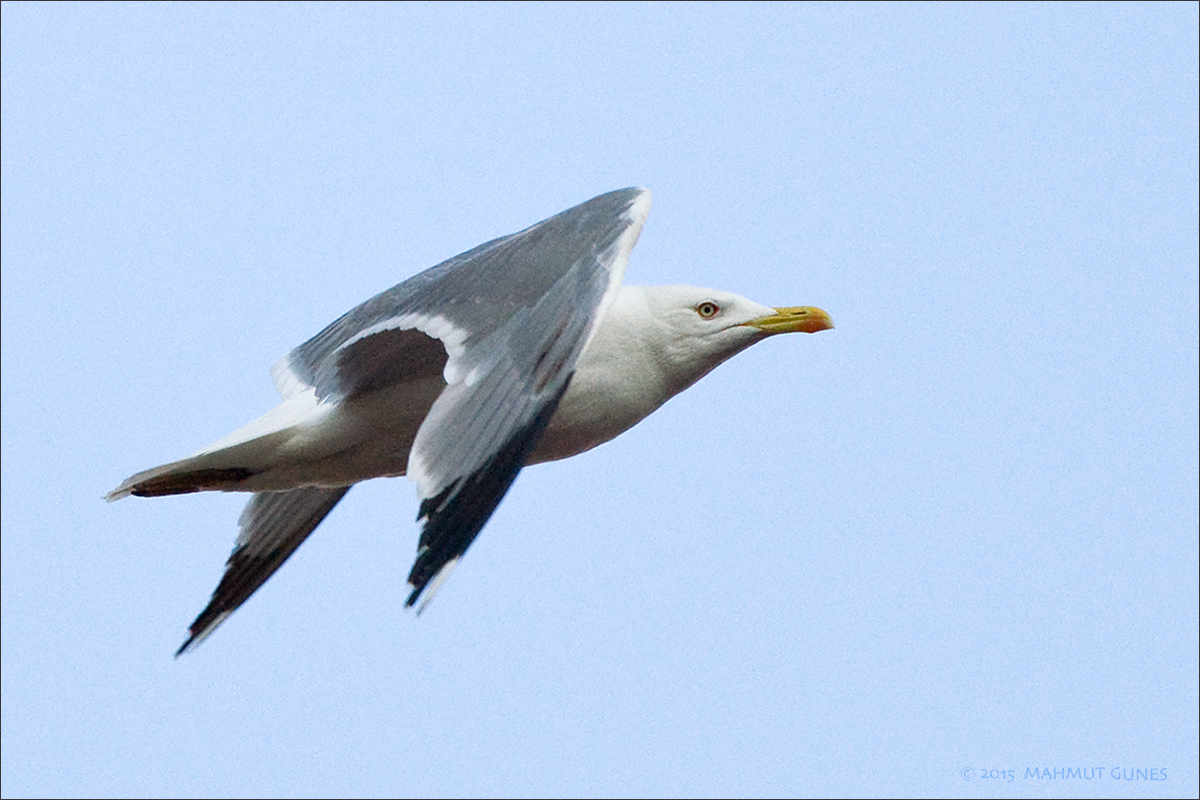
[3,4,1197,798]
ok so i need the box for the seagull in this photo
[107,188,834,655]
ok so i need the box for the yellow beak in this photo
[743,306,834,334]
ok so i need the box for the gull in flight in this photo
[107,188,834,655]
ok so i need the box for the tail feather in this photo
[118,467,257,499]
[105,427,301,501]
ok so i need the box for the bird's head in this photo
[634,285,834,393]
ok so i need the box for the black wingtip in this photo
[169,487,352,657]
[405,547,437,608]
[404,382,571,613]
[174,608,217,658]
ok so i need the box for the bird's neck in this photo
[531,286,677,464]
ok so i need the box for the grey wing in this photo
[275,187,652,608]
[176,487,350,656]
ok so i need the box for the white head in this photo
[630,284,834,395]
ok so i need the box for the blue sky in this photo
[2,3,1196,798]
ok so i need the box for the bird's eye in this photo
[696,301,720,319]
